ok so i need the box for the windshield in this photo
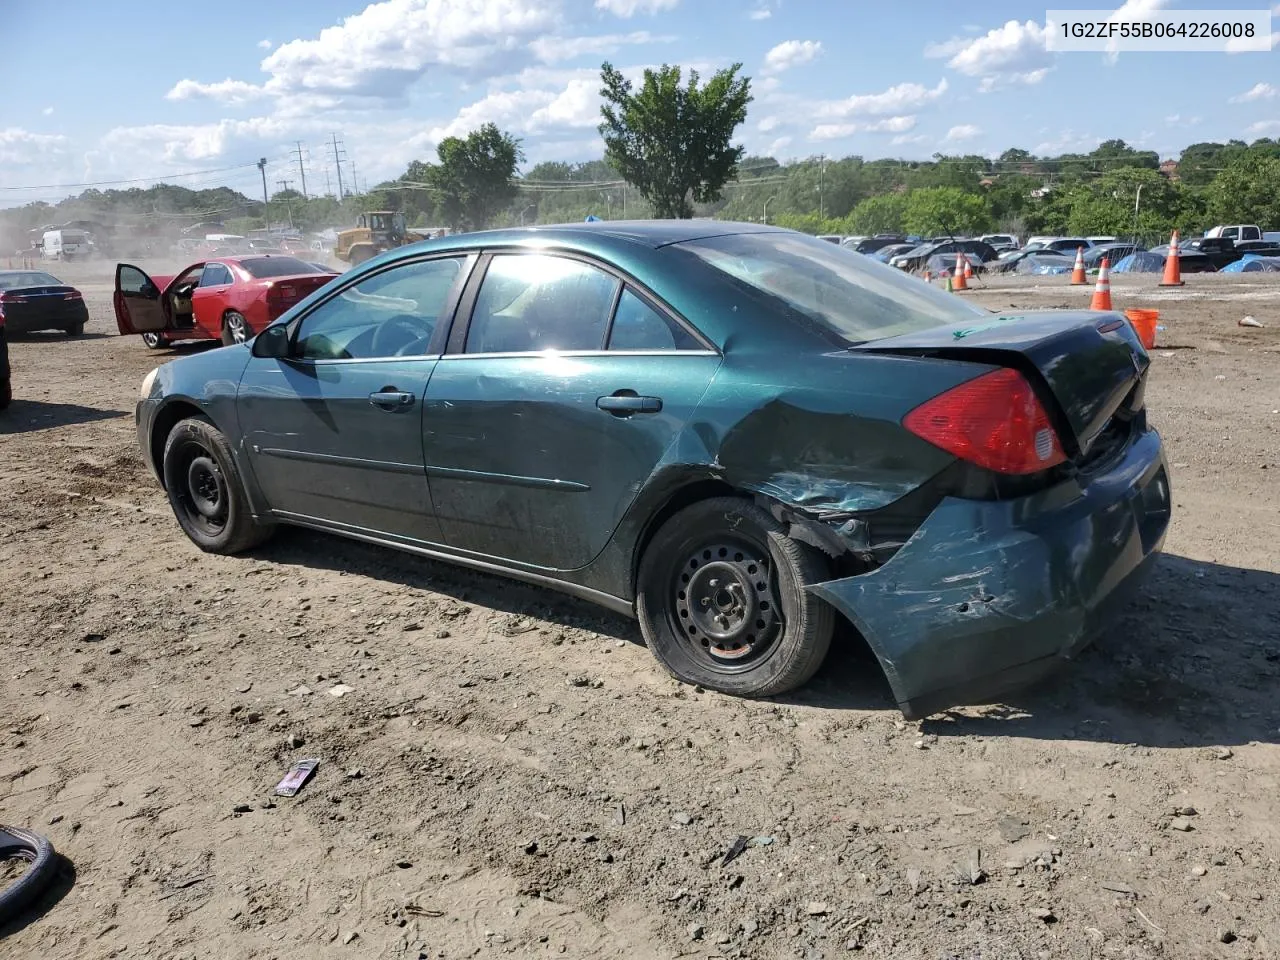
[0,271,61,289]
[678,231,986,344]
[238,256,323,278]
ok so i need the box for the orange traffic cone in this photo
[1161,229,1184,287]
[1070,245,1087,285]
[952,252,969,291]
[963,256,973,282]
[923,268,932,283]
[1090,257,1113,310]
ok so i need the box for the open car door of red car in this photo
[114,263,173,336]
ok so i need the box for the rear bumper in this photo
[3,303,89,333]
[808,427,1171,719]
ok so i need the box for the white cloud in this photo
[429,68,603,141]
[1032,130,1102,154]
[757,116,781,133]
[809,116,917,140]
[1246,119,1280,137]
[891,133,929,146]
[42,106,54,116]
[0,128,69,165]
[529,30,672,62]
[762,39,822,74]
[946,20,1049,77]
[813,78,947,119]
[766,135,792,155]
[166,78,270,105]
[749,7,771,19]
[977,67,1049,92]
[1164,114,1202,126]
[257,39,273,50]
[258,0,556,102]
[594,0,678,16]
[923,36,970,59]
[1230,82,1278,103]
[944,123,981,142]
[1102,0,1170,60]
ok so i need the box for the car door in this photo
[422,251,721,571]
[236,253,475,544]
[191,262,234,338]
[113,263,170,335]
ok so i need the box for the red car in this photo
[113,255,336,348]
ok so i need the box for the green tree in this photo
[901,187,992,237]
[847,192,908,234]
[1208,152,1280,227]
[598,60,752,218]
[429,123,523,231]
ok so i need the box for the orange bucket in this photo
[1124,308,1159,350]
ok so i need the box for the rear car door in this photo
[422,251,721,570]
[113,263,169,335]
[236,254,474,544]
[191,262,234,338]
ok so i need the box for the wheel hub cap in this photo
[677,544,780,662]
[187,456,223,519]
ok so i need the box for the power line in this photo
[0,159,280,193]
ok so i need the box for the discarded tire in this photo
[0,824,56,922]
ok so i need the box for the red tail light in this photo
[63,290,82,301]
[0,293,28,304]
[903,367,1067,475]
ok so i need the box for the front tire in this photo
[221,311,249,345]
[141,332,165,349]
[161,416,273,554]
[636,497,834,697]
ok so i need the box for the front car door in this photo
[422,251,721,571]
[191,261,234,338]
[236,254,474,544]
[113,263,169,335]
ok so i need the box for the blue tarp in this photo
[583,215,601,222]
[1015,253,1072,275]
[1221,255,1280,273]
[1113,251,1166,273]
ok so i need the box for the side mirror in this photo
[251,323,291,358]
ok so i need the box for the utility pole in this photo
[350,161,359,197]
[277,179,293,194]
[323,169,332,197]
[330,133,347,201]
[257,157,269,226]
[294,141,308,199]
[818,154,827,219]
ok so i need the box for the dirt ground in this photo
[2,259,1278,960]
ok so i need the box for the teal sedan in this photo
[134,221,1170,718]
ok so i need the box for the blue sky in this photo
[2,0,1278,205]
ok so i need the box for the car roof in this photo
[401,219,788,255]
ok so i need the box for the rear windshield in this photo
[678,232,986,344]
[238,256,321,278]
[0,271,60,289]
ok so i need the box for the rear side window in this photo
[607,289,701,351]
[465,254,620,354]
[678,232,985,344]
[200,263,232,286]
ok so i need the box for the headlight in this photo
[139,367,159,400]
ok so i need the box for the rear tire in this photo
[221,311,249,345]
[65,321,85,337]
[0,377,11,412]
[636,497,834,697]
[161,416,274,554]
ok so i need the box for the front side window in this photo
[678,232,986,344]
[294,257,466,360]
[465,254,620,354]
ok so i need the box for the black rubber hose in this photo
[0,824,56,922]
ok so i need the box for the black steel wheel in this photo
[636,497,834,697]
[221,311,249,345]
[161,416,273,554]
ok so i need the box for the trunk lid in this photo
[856,309,1148,457]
